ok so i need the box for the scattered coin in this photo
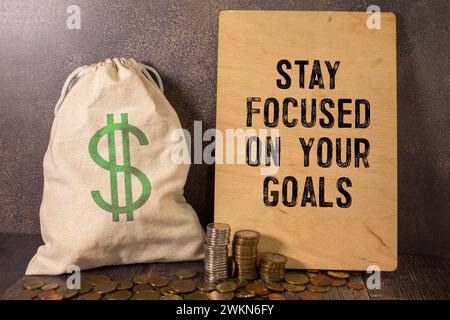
[299,291,323,300]
[159,285,175,295]
[87,275,110,286]
[56,285,79,299]
[93,280,117,294]
[245,283,267,295]
[306,284,331,293]
[331,279,347,287]
[79,292,102,300]
[133,291,161,300]
[216,281,237,293]
[148,276,169,287]
[208,290,234,300]
[132,284,154,293]
[235,290,256,299]
[14,289,40,300]
[268,293,287,300]
[284,273,309,285]
[264,281,284,292]
[346,281,365,290]
[310,275,333,287]
[184,290,209,300]
[327,271,350,279]
[105,290,132,300]
[170,279,197,294]
[175,269,198,280]
[160,294,183,300]
[41,282,59,291]
[38,290,64,300]
[79,281,92,294]
[281,282,306,292]
[116,281,133,290]
[197,281,217,292]
[23,279,45,290]
[132,274,149,285]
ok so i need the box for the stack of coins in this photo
[232,230,260,280]
[259,252,287,282]
[203,223,231,283]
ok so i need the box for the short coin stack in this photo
[203,223,231,283]
[232,230,260,280]
[258,252,287,282]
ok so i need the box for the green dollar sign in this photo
[89,113,151,222]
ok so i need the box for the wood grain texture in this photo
[1,234,448,300]
[362,255,450,300]
[215,10,397,271]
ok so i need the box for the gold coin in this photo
[132,274,149,285]
[14,289,40,300]
[223,278,248,289]
[147,276,169,287]
[56,285,79,299]
[346,281,365,290]
[216,281,236,293]
[38,290,64,300]
[185,290,209,300]
[159,285,174,295]
[197,281,217,292]
[235,290,256,299]
[132,284,154,293]
[93,280,117,294]
[306,269,320,273]
[327,271,350,279]
[175,269,198,279]
[281,282,306,292]
[245,283,267,295]
[23,279,45,290]
[284,273,309,285]
[268,293,287,300]
[331,279,347,287]
[306,283,331,293]
[116,281,133,290]
[79,292,102,300]
[87,275,110,286]
[208,290,234,300]
[160,294,183,300]
[306,271,318,278]
[299,291,322,300]
[310,275,332,287]
[133,291,161,300]
[264,282,284,292]
[41,282,59,291]
[171,280,197,294]
[105,290,132,300]
[78,281,92,294]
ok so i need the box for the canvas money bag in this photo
[26,58,205,275]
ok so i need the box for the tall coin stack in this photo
[258,252,287,282]
[203,223,231,283]
[232,230,260,280]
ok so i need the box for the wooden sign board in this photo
[215,11,397,271]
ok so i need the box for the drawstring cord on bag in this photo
[53,66,88,116]
[53,62,164,116]
[142,64,164,94]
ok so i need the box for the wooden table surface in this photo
[1,233,449,300]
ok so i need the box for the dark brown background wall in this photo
[0,0,449,258]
